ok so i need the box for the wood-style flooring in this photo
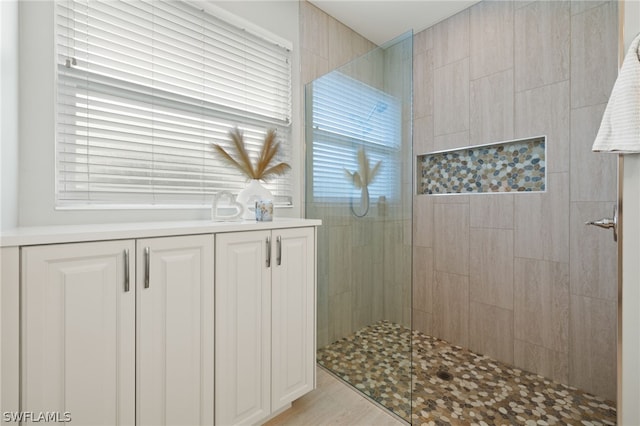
[265,367,405,426]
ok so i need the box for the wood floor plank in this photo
[264,367,405,426]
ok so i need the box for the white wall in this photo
[17,0,301,226]
[0,0,19,230]
[620,1,640,424]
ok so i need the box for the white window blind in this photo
[309,71,401,201]
[56,0,292,207]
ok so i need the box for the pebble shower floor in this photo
[317,321,616,425]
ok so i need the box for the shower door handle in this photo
[585,205,618,242]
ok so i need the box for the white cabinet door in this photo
[271,227,315,411]
[1,247,19,424]
[21,240,135,426]
[136,235,214,426]
[215,230,271,426]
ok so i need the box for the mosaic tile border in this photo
[418,137,546,195]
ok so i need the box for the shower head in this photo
[366,101,388,122]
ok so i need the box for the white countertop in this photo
[0,218,321,247]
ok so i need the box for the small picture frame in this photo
[255,199,273,221]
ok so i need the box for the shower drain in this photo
[436,370,453,381]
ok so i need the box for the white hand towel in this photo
[592,32,640,153]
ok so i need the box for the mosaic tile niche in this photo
[418,137,546,195]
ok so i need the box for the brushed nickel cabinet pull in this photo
[276,236,282,266]
[144,247,150,288]
[124,249,130,292]
[266,236,271,268]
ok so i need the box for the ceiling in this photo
[308,0,479,46]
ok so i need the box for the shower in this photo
[303,1,619,424]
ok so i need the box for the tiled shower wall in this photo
[412,0,619,401]
[301,1,375,349]
[301,2,412,348]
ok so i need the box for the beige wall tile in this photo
[413,50,434,119]
[327,17,357,71]
[352,249,374,309]
[352,31,375,58]
[514,1,570,92]
[570,104,617,202]
[570,295,617,401]
[301,49,329,85]
[300,2,328,59]
[413,195,433,247]
[413,246,434,313]
[317,327,329,350]
[328,225,352,296]
[433,130,470,152]
[327,16,376,70]
[412,309,433,336]
[514,172,569,262]
[351,217,374,247]
[352,307,373,334]
[570,1,618,108]
[514,1,536,10]
[470,195,514,229]
[514,258,569,354]
[433,271,469,347]
[340,49,385,91]
[469,228,514,309]
[383,281,404,326]
[434,58,470,136]
[470,0,514,80]
[414,115,434,155]
[544,173,570,263]
[434,203,469,275]
[317,272,329,348]
[514,191,543,259]
[328,291,353,343]
[571,0,608,15]
[413,27,433,55]
[469,302,514,364]
[470,69,515,146]
[570,202,617,301]
[383,221,402,282]
[371,268,384,321]
[433,194,470,204]
[514,340,569,384]
[515,81,570,173]
[433,9,469,68]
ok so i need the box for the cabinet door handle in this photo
[266,236,271,268]
[276,236,282,266]
[144,247,150,288]
[124,249,130,292]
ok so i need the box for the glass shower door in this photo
[305,32,413,421]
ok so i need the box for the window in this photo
[309,71,401,202]
[56,0,292,207]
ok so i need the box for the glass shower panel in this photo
[305,32,413,421]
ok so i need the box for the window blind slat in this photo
[56,0,292,207]
[58,66,290,126]
[310,72,400,201]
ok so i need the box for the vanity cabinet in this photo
[3,219,319,426]
[21,235,214,426]
[215,227,315,426]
